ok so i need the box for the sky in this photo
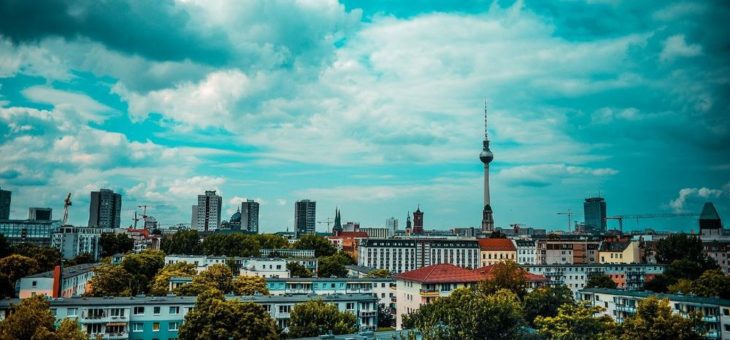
[0,0,728,233]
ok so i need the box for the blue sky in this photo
[0,0,728,233]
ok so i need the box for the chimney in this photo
[52,265,62,298]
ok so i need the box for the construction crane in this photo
[556,211,574,232]
[317,218,334,233]
[138,205,150,218]
[604,212,700,232]
[62,193,72,226]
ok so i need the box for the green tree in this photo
[294,235,337,257]
[179,289,278,340]
[288,299,358,337]
[233,275,269,295]
[478,261,528,297]
[88,263,134,296]
[534,303,615,339]
[149,262,197,296]
[255,234,289,250]
[175,264,234,295]
[644,274,672,293]
[366,269,391,278]
[54,318,87,340]
[523,285,575,325]
[655,234,709,265]
[585,274,618,289]
[99,233,134,257]
[0,255,40,297]
[201,233,260,257]
[11,243,61,272]
[161,230,202,255]
[286,262,313,278]
[0,294,56,339]
[668,278,694,295]
[377,303,394,328]
[407,288,525,339]
[64,252,95,266]
[688,269,730,299]
[120,250,164,294]
[318,255,348,278]
[618,297,704,340]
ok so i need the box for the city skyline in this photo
[0,1,728,232]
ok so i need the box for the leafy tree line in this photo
[403,261,706,340]
[644,234,730,298]
[0,235,66,297]
[161,230,290,257]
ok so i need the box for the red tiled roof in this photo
[478,238,516,251]
[395,263,484,284]
[474,265,547,282]
[329,231,369,238]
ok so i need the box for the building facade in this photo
[478,238,516,266]
[52,226,113,260]
[28,207,52,221]
[514,239,539,265]
[358,238,480,274]
[0,219,60,246]
[579,288,730,340]
[241,199,259,233]
[266,277,395,308]
[0,294,378,339]
[524,263,665,293]
[89,189,122,229]
[583,197,607,234]
[536,237,601,264]
[598,240,642,264]
[705,241,730,274]
[18,263,97,298]
[259,248,315,258]
[191,191,222,232]
[294,200,316,238]
[0,187,10,220]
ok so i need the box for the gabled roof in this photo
[599,241,632,252]
[478,238,516,251]
[395,263,484,284]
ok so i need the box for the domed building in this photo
[229,209,242,231]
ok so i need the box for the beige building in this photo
[478,238,517,266]
[599,240,641,264]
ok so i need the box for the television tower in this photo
[479,101,494,232]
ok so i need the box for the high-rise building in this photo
[241,199,260,233]
[0,187,10,220]
[699,202,723,237]
[479,102,495,233]
[29,207,52,221]
[386,217,398,235]
[192,191,222,232]
[412,207,424,235]
[294,200,316,238]
[583,197,607,234]
[88,189,122,228]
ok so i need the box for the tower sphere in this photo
[480,149,493,163]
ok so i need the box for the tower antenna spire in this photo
[484,99,489,139]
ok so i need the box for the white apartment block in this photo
[524,264,665,293]
[513,239,539,265]
[580,288,730,340]
[358,239,480,274]
[266,277,396,308]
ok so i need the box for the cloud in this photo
[498,164,618,187]
[660,34,702,62]
[22,86,115,123]
[669,185,726,212]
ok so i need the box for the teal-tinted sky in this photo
[0,0,728,233]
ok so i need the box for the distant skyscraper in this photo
[386,217,398,234]
[0,187,10,220]
[413,207,424,235]
[192,190,222,232]
[405,213,412,234]
[479,102,495,233]
[241,199,259,233]
[699,202,723,237]
[583,197,607,234]
[332,208,343,235]
[294,200,316,238]
[29,207,52,221]
[88,189,122,228]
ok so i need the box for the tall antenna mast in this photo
[484,99,489,139]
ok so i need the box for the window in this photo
[153,306,161,315]
[346,302,355,310]
[169,322,180,331]
[32,281,37,287]
[153,322,160,332]
[170,306,180,314]
[134,306,145,315]
[132,323,144,332]
[67,308,77,316]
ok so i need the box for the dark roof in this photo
[514,240,536,246]
[24,263,98,279]
[599,241,631,252]
[579,288,730,307]
[700,202,723,229]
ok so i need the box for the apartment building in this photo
[18,263,98,298]
[704,241,730,274]
[164,255,318,277]
[259,248,315,258]
[524,264,665,293]
[478,238,516,266]
[358,238,480,273]
[579,288,730,340]
[536,237,601,264]
[598,240,642,264]
[266,277,395,308]
[0,294,379,339]
[513,239,539,265]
